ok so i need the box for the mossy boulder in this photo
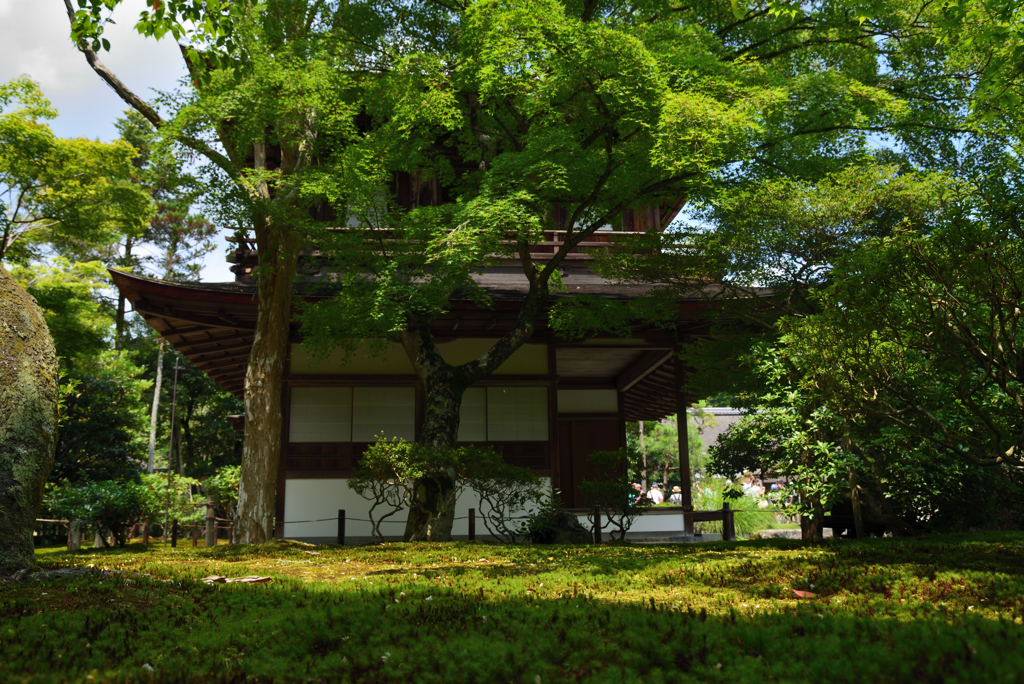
[0,265,58,573]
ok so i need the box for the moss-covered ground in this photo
[2,533,1023,682]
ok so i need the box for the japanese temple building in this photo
[110,196,741,542]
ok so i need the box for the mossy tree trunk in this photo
[400,319,467,542]
[0,265,58,573]
[399,278,549,542]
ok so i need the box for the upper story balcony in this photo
[227,169,685,284]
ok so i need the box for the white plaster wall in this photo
[283,480,704,542]
[581,509,688,535]
[290,341,547,375]
[573,509,724,541]
[283,480,383,540]
[283,477,551,542]
[558,389,618,414]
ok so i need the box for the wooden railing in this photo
[230,228,641,271]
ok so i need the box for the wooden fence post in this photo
[723,502,736,542]
[337,509,345,545]
[205,497,216,548]
[593,505,602,544]
[468,508,475,541]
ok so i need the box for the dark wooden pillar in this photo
[548,343,560,495]
[674,352,694,533]
[617,391,627,449]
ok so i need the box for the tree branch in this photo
[62,0,240,179]
[63,0,163,125]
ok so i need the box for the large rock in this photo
[0,265,58,573]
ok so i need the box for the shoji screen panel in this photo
[352,387,415,441]
[458,387,487,441]
[487,387,548,441]
[289,387,353,442]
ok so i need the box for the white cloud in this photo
[2,0,238,282]
[0,0,186,140]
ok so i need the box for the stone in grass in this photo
[0,265,59,576]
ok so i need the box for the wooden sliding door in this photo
[557,418,623,508]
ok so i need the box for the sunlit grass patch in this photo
[3,533,1022,682]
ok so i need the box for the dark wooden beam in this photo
[208,370,247,383]
[135,299,255,331]
[616,350,674,392]
[181,336,240,350]
[178,339,254,356]
[154,323,222,339]
[201,362,248,377]
[551,377,617,390]
[190,351,252,367]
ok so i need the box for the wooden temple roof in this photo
[110,265,737,422]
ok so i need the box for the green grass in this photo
[3,533,1024,682]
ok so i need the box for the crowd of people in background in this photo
[632,471,798,509]
[631,482,686,506]
[741,474,799,508]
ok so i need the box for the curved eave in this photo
[110,270,260,398]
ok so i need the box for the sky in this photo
[0,0,235,281]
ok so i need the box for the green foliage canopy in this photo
[52,351,151,484]
[0,77,152,265]
[45,479,155,547]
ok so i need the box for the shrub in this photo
[463,457,545,544]
[578,449,650,541]
[140,473,204,529]
[517,488,591,544]
[46,480,156,547]
[349,438,543,542]
[348,439,418,541]
[203,465,241,514]
[693,477,776,537]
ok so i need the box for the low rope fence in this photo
[279,505,738,545]
[39,502,743,549]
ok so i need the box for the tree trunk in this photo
[115,236,133,351]
[147,339,165,473]
[172,419,183,476]
[234,222,298,544]
[0,265,59,574]
[182,396,195,472]
[800,496,825,540]
[400,319,466,542]
[849,468,864,539]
